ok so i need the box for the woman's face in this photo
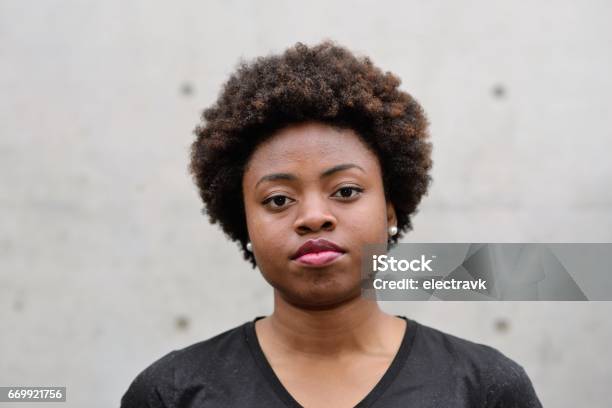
[242,122,396,308]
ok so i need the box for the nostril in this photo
[322,221,334,230]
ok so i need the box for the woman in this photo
[121,41,542,407]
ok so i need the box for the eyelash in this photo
[262,186,364,210]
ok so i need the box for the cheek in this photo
[343,194,388,239]
[244,199,268,236]
[246,208,289,259]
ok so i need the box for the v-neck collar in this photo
[244,315,417,408]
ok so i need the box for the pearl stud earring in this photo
[388,226,398,237]
[246,242,253,252]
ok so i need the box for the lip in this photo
[290,238,347,266]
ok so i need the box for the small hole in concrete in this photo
[175,316,190,331]
[180,82,194,97]
[494,318,510,333]
[492,84,506,99]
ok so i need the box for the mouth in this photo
[291,238,346,267]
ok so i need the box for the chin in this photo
[282,282,362,310]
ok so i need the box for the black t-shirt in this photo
[121,316,542,407]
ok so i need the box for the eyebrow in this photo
[255,163,366,188]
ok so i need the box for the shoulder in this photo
[412,320,542,407]
[413,321,514,371]
[120,321,249,408]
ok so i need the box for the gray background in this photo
[1,1,611,407]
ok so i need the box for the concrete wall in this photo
[1,1,611,406]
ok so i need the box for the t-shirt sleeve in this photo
[120,351,179,408]
[484,361,543,408]
[120,370,167,408]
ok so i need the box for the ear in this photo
[386,201,397,228]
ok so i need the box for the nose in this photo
[293,192,337,235]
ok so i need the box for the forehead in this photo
[244,122,379,175]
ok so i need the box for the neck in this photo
[263,290,400,357]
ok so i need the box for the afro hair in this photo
[189,41,433,268]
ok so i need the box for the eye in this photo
[262,194,294,210]
[332,186,364,200]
